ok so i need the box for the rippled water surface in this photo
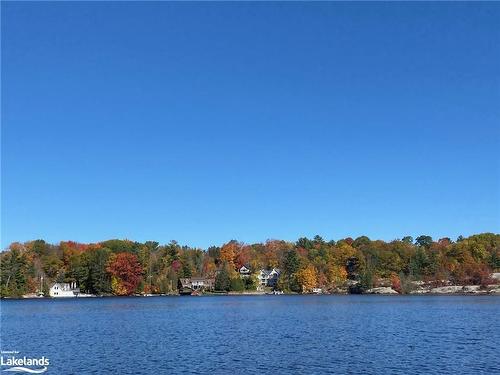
[1,295,499,374]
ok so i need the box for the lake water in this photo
[1,295,499,374]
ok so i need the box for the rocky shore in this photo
[361,285,500,295]
[357,272,500,295]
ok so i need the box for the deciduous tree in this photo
[106,252,143,295]
[296,264,317,293]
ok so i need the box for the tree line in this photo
[1,233,499,297]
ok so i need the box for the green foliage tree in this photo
[207,246,220,263]
[230,277,245,292]
[81,247,112,295]
[31,240,48,257]
[353,236,371,249]
[244,276,256,290]
[0,248,29,297]
[280,249,301,291]
[164,241,180,265]
[179,261,192,278]
[359,268,374,291]
[215,268,231,291]
[313,235,325,245]
[489,250,500,270]
[100,239,140,254]
[283,250,300,275]
[296,237,313,250]
[415,235,433,248]
[402,236,414,245]
[42,255,63,279]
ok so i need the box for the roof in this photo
[260,270,272,277]
[259,269,281,277]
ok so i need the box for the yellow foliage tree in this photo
[334,243,357,265]
[296,264,317,293]
[328,265,347,287]
[111,276,127,296]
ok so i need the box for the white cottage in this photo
[49,282,79,298]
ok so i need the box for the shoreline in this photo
[4,291,500,300]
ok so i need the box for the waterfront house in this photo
[49,282,80,297]
[192,277,215,290]
[257,270,270,288]
[179,277,215,291]
[239,266,251,278]
[257,268,281,289]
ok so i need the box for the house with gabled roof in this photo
[257,268,281,289]
[239,265,251,278]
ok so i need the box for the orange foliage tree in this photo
[220,240,239,268]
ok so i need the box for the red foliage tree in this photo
[106,252,143,295]
[171,259,182,273]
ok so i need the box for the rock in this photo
[365,287,399,294]
[488,286,500,294]
[347,280,363,294]
[409,288,430,294]
[410,281,425,287]
[430,286,464,294]
[490,273,500,282]
[462,285,482,294]
[375,279,392,287]
[22,293,44,299]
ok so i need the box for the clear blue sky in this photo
[2,2,499,249]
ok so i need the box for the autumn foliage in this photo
[106,252,143,296]
[296,264,318,293]
[220,240,239,267]
[1,233,499,297]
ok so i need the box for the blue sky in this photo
[2,2,499,249]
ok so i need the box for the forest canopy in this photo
[1,233,499,297]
